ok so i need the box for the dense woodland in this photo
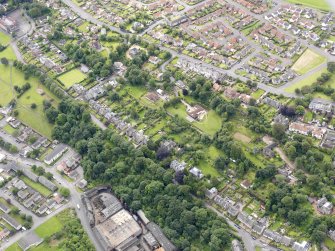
[51,99,233,250]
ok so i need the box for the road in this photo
[205,203,277,251]
[327,0,335,11]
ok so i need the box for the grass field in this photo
[0,65,59,138]
[194,110,222,136]
[57,69,87,89]
[20,176,53,197]
[291,49,326,75]
[284,68,328,93]
[0,46,17,61]
[35,216,63,238]
[286,0,330,11]
[0,31,10,45]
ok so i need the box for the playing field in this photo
[57,68,87,89]
[0,65,59,138]
[286,0,330,11]
[291,49,326,75]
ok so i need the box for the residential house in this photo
[292,241,310,251]
[309,100,333,114]
[317,197,333,215]
[205,187,218,199]
[187,105,207,121]
[1,214,21,230]
[189,167,204,179]
[38,176,57,192]
[44,144,68,165]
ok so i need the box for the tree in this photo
[272,123,286,140]
[1,57,8,65]
[295,105,305,116]
[59,187,70,198]
[31,103,37,109]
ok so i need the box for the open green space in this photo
[286,0,330,11]
[20,176,53,197]
[35,216,63,238]
[3,124,18,135]
[0,31,10,45]
[251,89,265,100]
[57,69,87,89]
[284,68,328,93]
[0,46,17,61]
[0,65,59,138]
[291,49,326,75]
[193,110,222,136]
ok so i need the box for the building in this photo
[77,179,88,189]
[205,187,218,199]
[44,144,68,165]
[186,105,207,121]
[292,241,310,251]
[1,214,22,230]
[309,100,333,114]
[94,209,142,251]
[143,232,159,250]
[0,17,18,34]
[170,160,186,173]
[38,176,57,192]
[317,197,333,215]
[232,239,243,251]
[147,222,177,251]
[240,180,251,189]
[189,167,204,179]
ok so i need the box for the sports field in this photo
[291,49,326,75]
[57,68,87,89]
[286,0,330,11]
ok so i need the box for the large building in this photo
[0,17,18,34]
[94,209,142,251]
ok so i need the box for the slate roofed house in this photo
[0,202,10,213]
[274,114,289,127]
[292,241,310,251]
[227,204,240,217]
[281,235,293,247]
[170,160,186,173]
[189,167,204,179]
[38,176,57,192]
[263,97,282,109]
[13,180,27,190]
[44,144,68,165]
[252,221,266,235]
[187,105,207,121]
[205,187,218,199]
[309,100,333,114]
[18,190,30,200]
[1,214,22,230]
[32,137,48,150]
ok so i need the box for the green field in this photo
[21,176,53,197]
[284,68,328,93]
[57,69,87,89]
[0,65,59,138]
[286,0,330,11]
[194,110,222,136]
[291,49,326,75]
[0,46,17,61]
[35,216,63,238]
[0,31,10,45]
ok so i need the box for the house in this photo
[0,153,6,163]
[289,122,327,139]
[175,80,187,90]
[224,87,240,99]
[292,241,310,251]
[309,100,333,114]
[77,179,88,189]
[187,105,207,121]
[273,114,289,127]
[317,197,333,215]
[205,187,218,199]
[0,202,10,213]
[1,214,21,230]
[44,144,68,165]
[148,56,161,65]
[240,180,251,189]
[189,167,204,179]
[263,97,282,109]
[38,176,57,192]
[232,239,243,251]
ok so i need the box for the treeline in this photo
[0,136,18,153]
[45,209,95,251]
[50,100,232,251]
[22,2,51,18]
[14,61,67,99]
[14,82,31,98]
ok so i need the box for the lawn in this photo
[3,124,18,135]
[21,176,53,197]
[284,68,328,93]
[5,242,21,251]
[0,46,17,61]
[286,0,330,11]
[0,64,59,138]
[57,69,87,89]
[194,110,222,136]
[291,49,326,75]
[0,31,10,45]
[35,216,63,238]
[251,89,265,100]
